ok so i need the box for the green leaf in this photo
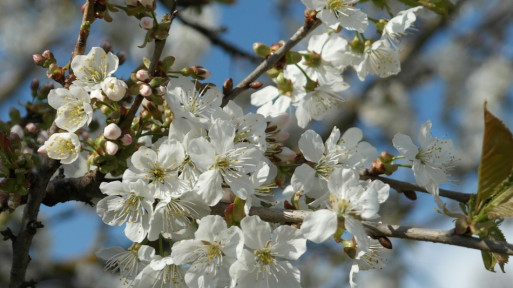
[142,57,151,69]
[484,225,509,272]
[475,103,513,213]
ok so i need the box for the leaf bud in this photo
[377,236,393,249]
[223,78,233,95]
[249,81,263,89]
[252,42,270,58]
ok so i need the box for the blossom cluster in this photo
[38,47,127,163]
[253,5,424,128]
[32,1,460,287]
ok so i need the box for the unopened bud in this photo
[139,84,152,96]
[105,141,119,155]
[274,130,290,142]
[223,78,233,95]
[136,69,150,81]
[25,123,37,133]
[30,78,40,92]
[276,147,297,162]
[42,50,54,59]
[102,77,127,101]
[117,52,126,66]
[403,190,417,201]
[32,54,45,66]
[104,123,122,140]
[155,85,166,96]
[37,145,47,155]
[181,65,211,80]
[140,17,154,30]
[377,236,393,249]
[120,134,133,146]
[249,81,263,89]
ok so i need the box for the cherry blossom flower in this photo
[101,76,127,101]
[356,40,401,81]
[47,85,93,132]
[301,0,368,32]
[349,238,390,288]
[96,180,154,242]
[392,120,457,206]
[171,215,243,288]
[166,75,223,126]
[382,6,423,46]
[147,193,210,241]
[71,47,119,91]
[95,244,154,282]
[132,254,187,288]
[229,215,307,288]
[300,168,389,254]
[123,140,188,199]
[41,132,81,164]
[188,119,261,205]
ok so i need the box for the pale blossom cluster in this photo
[31,3,462,288]
[39,47,128,164]
[252,5,424,128]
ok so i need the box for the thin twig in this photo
[360,172,472,204]
[221,18,321,106]
[120,7,178,132]
[175,13,260,64]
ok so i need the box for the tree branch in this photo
[175,13,260,64]
[221,18,321,106]
[211,202,513,256]
[360,172,472,204]
[9,125,60,288]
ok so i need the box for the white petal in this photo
[300,209,337,243]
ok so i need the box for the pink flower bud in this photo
[42,50,53,59]
[139,17,153,30]
[32,54,44,65]
[276,147,297,162]
[136,69,150,81]
[104,123,122,140]
[274,130,290,142]
[139,84,152,96]
[25,123,37,133]
[105,141,119,155]
[37,145,47,155]
[120,134,133,146]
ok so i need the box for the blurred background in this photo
[1,0,513,287]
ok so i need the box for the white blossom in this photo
[42,132,81,164]
[171,215,243,288]
[96,180,154,242]
[229,215,306,288]
[392,120,457,206]
[302,0,368,32]
[123,141,188,199]
[71,47,119,90]
[48,86,93,132]
[101,76,127,101]
[356,40,401,81]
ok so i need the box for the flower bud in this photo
[10,124,24,138]
[139,17,154,30]
[42,50,54,59]
[104,123,122,140]
[25,123,37,133]
[32,54,45,66]
[105,141,119,155]
[276,147,297,162]
[139,84,152,96]
[90,89,106,101]
[223,78,233,95]
[181,66,211,80]
[249,81,263,89]
[101,77,127,101]
[155,85,166,96]
[120,134,133,146]
[136,69,150,81]
[274,130,290,142]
